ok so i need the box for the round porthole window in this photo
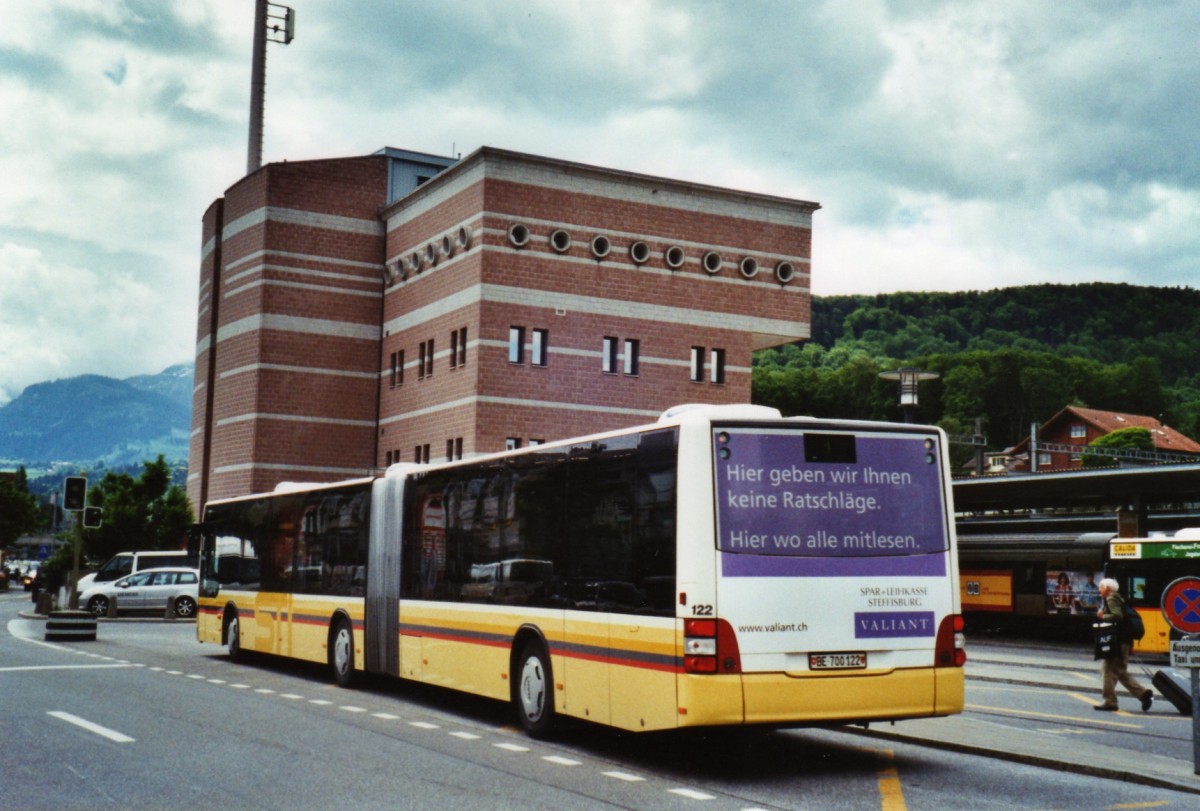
[664,246,685,269]
[590,235,611,259]
[455,225,472,251]
[550,229,572,253]
[508,223,531,248]
[629,241,650,264]
[775,261,795,284]
[702,251,723,274]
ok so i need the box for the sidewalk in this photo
[854,640,1200,795]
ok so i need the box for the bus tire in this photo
[329,617,357,688]
[514,640,555,737]
[226,609,243,663]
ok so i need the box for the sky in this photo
[1,0,1198,406]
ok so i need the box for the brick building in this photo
[189,146,818,509]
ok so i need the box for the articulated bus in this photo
[194,404,965,736]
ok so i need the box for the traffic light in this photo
[63,476,87,511]
[83,506,103,529]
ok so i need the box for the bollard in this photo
[45,610,97,642]
[164,595,177,621]
[36,592,54,615]
[106,594,118,619]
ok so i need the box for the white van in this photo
[75,550,198,593]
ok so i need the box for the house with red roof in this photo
[1006,406,1200,472]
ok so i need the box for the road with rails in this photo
[2,590,1196,810]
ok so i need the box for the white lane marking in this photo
[186,674,206,680]
[309,699,334,706]
[230,684,251,689]
[449,731,481,740]
[48,711,136,744]
[409,721,440,729]
[603,771,645,782]
[0,664,136,673]
[372,713,400,720]
[254,688,275,694]
[208,679,226,685]
[542,755,581,766]
[494,742,530,752]
[668,787,715,800]
[279,693,304,700]
[340,706,367,713]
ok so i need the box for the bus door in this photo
[713,426,956,720]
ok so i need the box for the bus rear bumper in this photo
[677,667,964,728]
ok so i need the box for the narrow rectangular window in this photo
[454,437,463,459]
[509,326,525,364]
[624,339,639,376]
[424,339,434,377]
[450,331,459,370]
[389,352,398,388]
[457,327,467,367]
[414,445,422,463]
[418,342,427,380]
[532,328,548,366]
[396,349,404,386]
[385,450,393,466]
[710,348,726,384]
[529,438,544,446]
[602,336,618,374]
[446,439,455,461]
[690,346,704,382]
[506,437,522,451]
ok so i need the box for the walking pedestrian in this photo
[1094,578,1153,712]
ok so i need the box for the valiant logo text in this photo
[854,611,936,638]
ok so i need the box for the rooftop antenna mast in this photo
[247,0,296,175]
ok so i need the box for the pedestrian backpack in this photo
[1121,598,1145,641]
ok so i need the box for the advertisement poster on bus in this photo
[1044,569,1102,615]
[714,429,949,578]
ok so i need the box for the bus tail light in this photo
[684,618,741,674]
[935,614,966,667]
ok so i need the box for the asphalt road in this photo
[1,591,1195,810]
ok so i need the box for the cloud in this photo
[0,242,193,405]
[0,0,1197,405]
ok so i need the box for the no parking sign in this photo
[1162,576,1200,635]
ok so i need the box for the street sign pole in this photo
[1168,638,1200,774]
[1163,577,1200,775]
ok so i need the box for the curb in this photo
[845,725,1200,796]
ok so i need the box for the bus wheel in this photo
[227,611,242,662]
[514,641,555,737]
[329,618,357,687]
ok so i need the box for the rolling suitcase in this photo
[1152,668,1193,715]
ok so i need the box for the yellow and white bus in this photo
[195,404,965,736]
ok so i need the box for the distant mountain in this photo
[0,363,193,467]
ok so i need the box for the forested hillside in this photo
[753,283,1200,454]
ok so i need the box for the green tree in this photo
[85,456,194,562]
[1080,427,1154,469]
[0,467,41,552]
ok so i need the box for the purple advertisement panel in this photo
[714,428,948,578]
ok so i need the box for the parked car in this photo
[79,567,199,618]
[75,549,198,594]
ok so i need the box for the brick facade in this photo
[189,147,817,508]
